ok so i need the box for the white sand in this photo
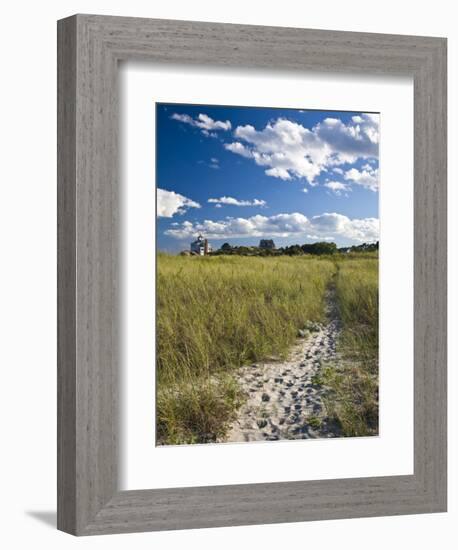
[223,299,342,442]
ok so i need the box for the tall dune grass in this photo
[157,254,334,444]
[335,258,378,367]
[318,256,379,436]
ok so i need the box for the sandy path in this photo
[224,293,341,442]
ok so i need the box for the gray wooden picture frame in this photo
[57,14,447,536]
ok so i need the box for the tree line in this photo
[210,241,379,257]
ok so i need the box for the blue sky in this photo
[156,103,379,252]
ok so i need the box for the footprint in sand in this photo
[223,289,343,443]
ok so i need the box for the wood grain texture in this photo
[57,14,447,535]
[57,16,77,534]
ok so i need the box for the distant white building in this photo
[190,234,212,256]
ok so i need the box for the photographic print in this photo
[156,103,379,446]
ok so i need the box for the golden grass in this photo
[156,254,335,444]
[318,256,379,437]
[156,253,379,444]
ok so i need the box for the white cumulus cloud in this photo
[157,188,201,218]
[324,180,351,195]
[344,165,379,192]
[171,112,231,136]
[208,196,267,207]
[165,211,378,243]
[224,114,379,185]
[309,212,379,242]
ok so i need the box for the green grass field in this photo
[156,253,378,444]
[315,257,379,436]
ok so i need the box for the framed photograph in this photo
[57,14,447,535]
